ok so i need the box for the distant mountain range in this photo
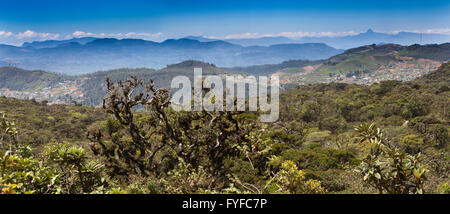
[185,29,450,49]
[296,29,450,49]
[1,29,448,75]
[21,37,98,49]
[0,43,448,106]
[0,37,342,75]
[226,37,296,47]
[178,35,296,46]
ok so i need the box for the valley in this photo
[1,61,448,194]
[274,43,448,85]
[1,43,448,106]
[1,0,449,198]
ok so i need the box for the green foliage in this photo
[161,158,212,194]
[403,96,429,119]
[80,60,232,105]
[228,59,319,76]
[0,67,66,91]
[400,134,425,154]
[398,43,450,62]
[0,111,18,150]
[87,76,267,194]
[439,182,450,194]
[354,123,427,194]
[0,149,54,194]
[1,61,449,194]
[1,143,110,194]
[266,160,326,194]
[0,113,112,194]
[0,97,107,149]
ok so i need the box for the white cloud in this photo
[0,30,60,45]
[125,32,163,38]
[72,31,94,37]
[0,31,13,38]
[1,28,449,46]
[71,31,163,39]
[16,30,37,39]
[222,32,260,39]
[207,29,450,40]
[0,30,163,45]
[207,31,360,39]
[279,31,359,38]
[16,30,60,40]
[389,28,450,35]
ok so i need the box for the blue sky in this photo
[0,0,449,45]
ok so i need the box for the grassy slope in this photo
[80,60,235,105]
[277,62,449,192]
[0,62,448,193]
[0,66,67,91]
[0,96,107,151]
[398,43,450,61]
[277,43,450,83]
[227,59,320,76]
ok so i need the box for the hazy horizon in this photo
[1,0,449,45]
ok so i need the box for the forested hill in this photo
[326,43,450,64]
[79,60,234,105]
[0,60,235,105]
[0,61,448,194]
[274,62,449,193]
[227,59,321,76]
[222,43,450,79]
[398,43,450,61]
[415,59,450,84]
[0,67,66,91]
[1,43,449,105]
[273,43,450,85]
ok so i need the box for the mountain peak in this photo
[183,36,217,42]
[86,38,119,45]
[165,60,216,69]
[366,29,374,33]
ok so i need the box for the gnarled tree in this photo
[88,76,259,190]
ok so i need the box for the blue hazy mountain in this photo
[295,29,450,49]
[21,37,97,49]
[185,30,450,49]
[183,36,218,42]
[183,36,295,46]
[0,38,342,75]
[183,35,297,46]
[225,36,296,46]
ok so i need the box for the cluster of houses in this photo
[0,80,85,105]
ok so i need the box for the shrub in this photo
[354,123,427,194]
[267,160,326,194]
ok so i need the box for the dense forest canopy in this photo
[0,61,448,194]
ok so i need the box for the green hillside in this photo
[0,67,66,91]
[227,59,320,76]
[1,44,448,105]
[277,43,449,84]
[317,55,393,75]
[80,60,235,105]
[0,97,107,148]
[398,43,450,61]
[0,62,448,194]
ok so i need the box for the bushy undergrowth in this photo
[0,62,449,194]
